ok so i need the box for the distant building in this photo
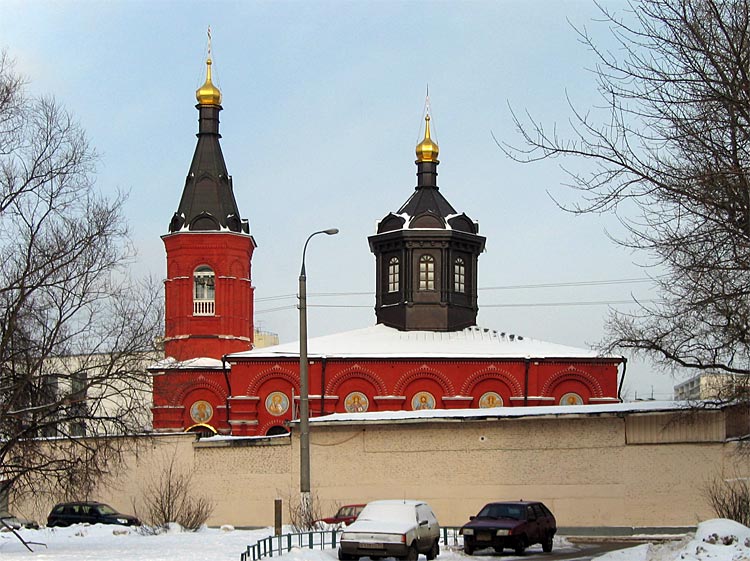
[674,372,748,401]
[151,50,624,437]
[253,329,280,349]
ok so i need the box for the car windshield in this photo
[477,504,524,520]
[358,503,415,524]
[96,504,118,515]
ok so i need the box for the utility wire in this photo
[255,299,658,315]
[254,277,653,303]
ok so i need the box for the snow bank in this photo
[596,519,750,561]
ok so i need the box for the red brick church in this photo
[151,53,623,436]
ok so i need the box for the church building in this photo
[151,52,623,436]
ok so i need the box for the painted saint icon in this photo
[411,391,436,410]
[266,391,290,416]
[345,392,369,413]
[479,391,503,408]
[190,400,213,423]
[560,392,583,406]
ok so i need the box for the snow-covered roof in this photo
[227,324,618,361]
[307,400,709,425]
[149,356,225,371]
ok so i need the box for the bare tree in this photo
[141,450,214,531]
[705,474,750,526]
[0,51,163,507]
[505,0,750,382]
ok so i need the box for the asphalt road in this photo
[452,539,649,561]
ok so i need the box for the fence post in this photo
[275,499,282,536]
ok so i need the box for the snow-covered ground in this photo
[1,519,749,561]
[595,519,750,561]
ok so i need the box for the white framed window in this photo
[193,266,215,316]
[418,255,435,291]
[454,258,465,293]
[388,257,400,292]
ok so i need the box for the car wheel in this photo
[514,537,526,556]
[338,548,355,561]
[493,546,503,553]
[542,533,554,553]
[404,544,419,561]
[426,539,439,560]
[463,542,474,556]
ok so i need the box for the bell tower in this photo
[162,38,256,361]
[369,105,485,331]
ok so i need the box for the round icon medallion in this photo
[560,392,583,406]
[266,391,290,416]
[479,391,503,408]
[345,392,369,413]
[411,391,436,411]
[190,400,213,423]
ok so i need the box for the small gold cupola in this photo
[415,113,439,163]
[196,28,222,106]
[196,57,222,106]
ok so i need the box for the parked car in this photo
[339,500,440,561]
[316,504,366,527]
[0,512,39,530]
[460,500,556,555]
[47,501,141,527]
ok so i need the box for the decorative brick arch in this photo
[541,367,604,398]
[393,365,455,395]
[326,365,388,395]
[460,366,524,396]
[174,375,228,405]
[230,259,244,277]
[246,365,299,396]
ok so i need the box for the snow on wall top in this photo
[228,324,616,361]
[149,356,225,370]
[307,400,703,425]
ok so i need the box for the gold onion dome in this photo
[196,57,222,106]
[416,113,439,163]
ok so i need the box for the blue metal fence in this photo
[241,527,463,561]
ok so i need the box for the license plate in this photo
[360,543,384,549]
[477,532,492,541]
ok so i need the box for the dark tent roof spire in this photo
[168,31,248,234]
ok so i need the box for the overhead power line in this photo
[255,299,657,315]
[254,277,653,303]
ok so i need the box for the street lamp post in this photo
[299,227,338,525]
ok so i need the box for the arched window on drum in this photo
[454,258,465,293]
[388,257,400,292]
[418,255,435,291]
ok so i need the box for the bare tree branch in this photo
[505,0,750,383]
[0,51,163,507]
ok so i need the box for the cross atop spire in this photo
[416,90,439,164]
[196,26,222,106]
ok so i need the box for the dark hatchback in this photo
[47,501,141,527]
[460,501,556,555]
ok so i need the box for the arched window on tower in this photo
[193,266,215,316]
[388,257,400,292]
[418,255,435,291]
[454,258,466,293]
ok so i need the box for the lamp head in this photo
[323,228,339,235]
